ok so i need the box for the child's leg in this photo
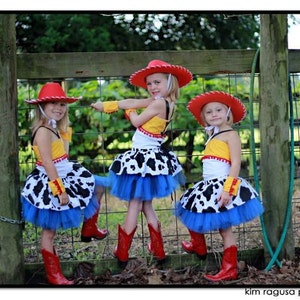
[204,227,238,282]
[123,199,142,233]
[41,229,74,285]
[142,201,159,228]
[113,199,141,265]
[41,229,56,253]
[143,201,166,261]
[220,227,236,249]
[81,185,108,242]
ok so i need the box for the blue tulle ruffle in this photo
[94,174,110,187]
[21,194,100,231]
[174,198,264,233]
[108,170,185,201]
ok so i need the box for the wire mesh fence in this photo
[18,71,300,264]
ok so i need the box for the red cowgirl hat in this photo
[25,82,79,104]
[129,59,193,89]
[187,91,247,126]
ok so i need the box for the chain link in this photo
[0,215,24,225]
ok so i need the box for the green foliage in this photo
[16,13,260,53]
[113,14,260,50]
[18,75,262,180]
[16,14,119,53]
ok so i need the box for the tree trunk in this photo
[259,14,294,261]
[0,14,24,284]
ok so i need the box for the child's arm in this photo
[35,128,70,206]
[227,131,242,178]
[60,127,72,154]
[219,131,242,207]
[90,98,153,112]
[125,98,165,128]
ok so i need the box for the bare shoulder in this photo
[149,98,164,107]
[228,129,239,137]
[149,99,168,118]
[226,130,241,143]
[34,126,53,140]
[216,129,239,142]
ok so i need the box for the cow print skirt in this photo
[20,160,108,230]
[107,146,185,201]
[174,175,264,233]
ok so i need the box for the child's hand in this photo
[58,192,70,206]
[91,102,104,111]
[124,109,136,120]
[218,191,232,207]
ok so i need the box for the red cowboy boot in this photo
[204,245,238,282]
[41,248,74,285]
[113,224,137,265]
[81,210,108,242]
[181,229,207,260]
[147,222,166,261]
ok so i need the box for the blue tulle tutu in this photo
[107,170,185,202]
[21,194,99,231]
[21,174,110,231]
[94,174,110,188]
[174,197,264,233]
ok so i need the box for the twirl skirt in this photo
[21,159,110,231]
[174,175,264,233]
[107,146,185,202]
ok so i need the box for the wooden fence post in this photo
[0,14,24,284]
[260,14,295,261]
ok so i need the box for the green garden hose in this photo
[249,48,295,271]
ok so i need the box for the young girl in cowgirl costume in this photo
[21,82,108,285]
[91,59,192,266]
[175,91,264,282]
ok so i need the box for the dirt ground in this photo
[71,255,300,286]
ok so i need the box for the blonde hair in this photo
[226,110,234,125]
[31,103,70,134]
[166,74,180,103]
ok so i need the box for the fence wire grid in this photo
[18,72,300,264]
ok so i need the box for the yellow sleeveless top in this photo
[202,139,231,162]
[32,127,72,162]
[140,116,167,135]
